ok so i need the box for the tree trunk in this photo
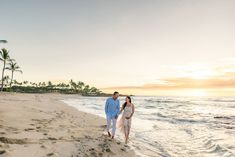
[10,71,14,87]
[1,61,6,91]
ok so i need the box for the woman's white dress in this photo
[117,104,133,134]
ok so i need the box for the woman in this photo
[117,96,135,144]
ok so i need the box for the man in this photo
[105,91,120,139]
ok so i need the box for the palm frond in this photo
[15,70,23,74]
[9,59,15,62]
[0,40,7,43]
[0,48,10,60]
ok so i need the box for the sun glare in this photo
[189,71,210,79]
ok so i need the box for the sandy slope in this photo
[0,93,135,157]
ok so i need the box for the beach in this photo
[0,93,135,157]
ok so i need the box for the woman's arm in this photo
[119,103,125,114]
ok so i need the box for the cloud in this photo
[102,71,235,91]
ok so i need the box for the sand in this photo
[0,93,135,157]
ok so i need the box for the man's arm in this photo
[105,99,109,115]
[115,100,120,118]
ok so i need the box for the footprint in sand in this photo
[97,152,103,157]
[6,127,18,133]
[99,125,107,129]
[40,144,47,149]
[24,128,35,131]
[48,137,57,140]
[105,148,111,152]
[0,137,28,144]
[89,148,104,157]
[0,149,6,155]
[90,151,97,157]
[83,154,89,157]
[47,152,58,157]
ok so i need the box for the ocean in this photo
[62,96,235,157]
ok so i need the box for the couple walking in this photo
[105,91,135,144]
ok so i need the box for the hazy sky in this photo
[1,0,235,96]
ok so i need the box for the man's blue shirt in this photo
[105,97,120,118]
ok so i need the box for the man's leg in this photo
[111,118,117,138]
[106,117,111,137]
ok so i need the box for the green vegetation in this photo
[0,42,103,96]
[7,79,103,96]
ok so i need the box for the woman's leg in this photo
[126,125,131,143]
[124,123,128,144]
[124,127,127,143]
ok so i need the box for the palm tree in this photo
[0,48,10,91]
[57,83,68,89]
[83,85,90,95]
[42,82,46,87]
[77,81,85,92]
[90,87,98,93]
[23,81,28,86]
[14,80,22,86]
[2,75,10,87]
[5,59,23,87]
[47,81,53,87]
[0,40,7,43]
[69,79,77,92]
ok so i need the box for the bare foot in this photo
[125,139,128,144]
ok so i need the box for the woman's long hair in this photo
[123,96,131,109]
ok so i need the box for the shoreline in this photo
[0,93,135,157]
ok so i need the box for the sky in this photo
[1,0,235,96]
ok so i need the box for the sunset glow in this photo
[101,63,235,96]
